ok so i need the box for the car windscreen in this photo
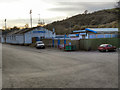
[100,45,107,47]
[107,45,112,47]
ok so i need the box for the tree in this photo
[84,10,88,14]
[44,8,118,34]
[10,26,20,30]
[72,25,81,30]
[117,0,120,38]
[24,24,29,28]
[117,0,120,8]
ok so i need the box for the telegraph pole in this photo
[5,19,7,30]
[38,14,40,24]
[43,19,45,25]
[30,10,32,28]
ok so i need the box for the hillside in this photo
[44,8,118,34]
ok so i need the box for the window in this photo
[100,45,106,47]
[107,45,112,47]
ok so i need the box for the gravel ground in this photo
[2,44,118,88]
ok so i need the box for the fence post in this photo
[52,38,54,47]
[58,39,60,48]
[64,35,67,48]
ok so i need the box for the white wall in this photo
[25,33,32,44]
[24,28,54,44]
[16,35,24,44]
[4,27,54,44]
[6,35,24,44]
[0,35,1,43]
[1,36,5,43]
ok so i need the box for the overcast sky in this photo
[0,0,118,29]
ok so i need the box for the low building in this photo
[85,28,118,39]
[5,26,55,44]
[1,29,13,43]
[73,28,118,39]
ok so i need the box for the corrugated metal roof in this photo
[6,26,53,36]
[7,26,42,35]
[2,30,14,35]
[7,29,23,35]
[73,30,86,33]
[86,28,118,33]
[18,28,33,34]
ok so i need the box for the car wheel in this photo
[43,46,45,49]
[105,49,108,52]
[113,49,116,52]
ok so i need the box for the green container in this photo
[65,45,71,51]
[65,45,76,51]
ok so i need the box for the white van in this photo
[36,41,45,49]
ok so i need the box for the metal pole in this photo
[38,14,40,22]
[38,14,41,25]
[5,19,6,30]
[31,14,32,28]
[30,10,32,28]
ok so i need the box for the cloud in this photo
[0,0,117,28]
[0,16,66,28]
[0,0,21,3]
[48,2,116,15]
